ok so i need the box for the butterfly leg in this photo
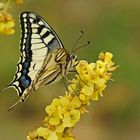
[62,77,69,92]
[70,70,89,86]
[76,72,89,86]
[63,75,79,97]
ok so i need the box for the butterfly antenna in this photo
[71,30,84,52]
[73,41,90,52]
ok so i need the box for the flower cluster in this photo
[0,0,23,35]
[27,52,117,140]
[0,11,15,35]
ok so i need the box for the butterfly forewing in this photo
[9,12,64,96]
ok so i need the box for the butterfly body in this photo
[8,12,77,109]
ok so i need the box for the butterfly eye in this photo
[71,54,76,59]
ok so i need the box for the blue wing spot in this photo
[20,76,26,81]
[19,76,31,88]
[22,69,28,74]
[23,61,30,68]
[21,79,30,88]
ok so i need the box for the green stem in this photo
[3,0,13,12]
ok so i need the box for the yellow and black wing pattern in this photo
[9,12,64,97]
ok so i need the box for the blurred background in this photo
[0,0,140,140]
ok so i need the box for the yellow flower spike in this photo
[27,52,118,140]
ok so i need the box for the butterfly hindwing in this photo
[9,12,64,96]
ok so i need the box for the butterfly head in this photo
[70,52,77,63]
[66,52,78,73]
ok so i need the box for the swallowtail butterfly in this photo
[8,12,78,110]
